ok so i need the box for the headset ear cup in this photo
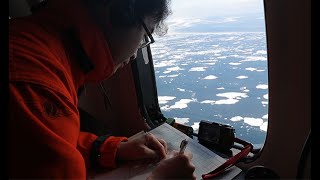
[109,0,136,27]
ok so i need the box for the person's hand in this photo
[116,132,167,162]
[147,150,196,180]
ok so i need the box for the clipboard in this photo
[91,123,242,179]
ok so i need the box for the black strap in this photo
[65,28,95,74]
[90,134,112,169]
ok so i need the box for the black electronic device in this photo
[198,120,235,150]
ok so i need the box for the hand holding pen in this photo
[148,138,195,180]
[179,139,188,154]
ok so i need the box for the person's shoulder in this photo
[9,16,41,35]
[9,14,64,64]
[9,15,57,49]
[9,15,70,91]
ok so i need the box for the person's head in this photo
[84,0,171,72]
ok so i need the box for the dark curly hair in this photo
[106,0,171,36]
[32,0,171,35]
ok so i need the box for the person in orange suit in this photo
[9,0,195,179]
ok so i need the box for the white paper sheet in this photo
[92,123,242,180]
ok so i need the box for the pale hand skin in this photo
[147,151,196,180]
[116,132,168,162]
[116,132,196,180]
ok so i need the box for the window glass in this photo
[152,0,268,147]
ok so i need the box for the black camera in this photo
[197,120,235,150]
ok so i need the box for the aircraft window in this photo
[151,0,268,148]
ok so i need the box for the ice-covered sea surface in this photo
[152,32,268,145]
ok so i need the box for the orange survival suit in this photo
[9,0,129,179]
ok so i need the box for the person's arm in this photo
[77,131,128,170]
[9,82,129,177]
[9,83,87,179]
[9,18,128,178]
[77,107,129,169]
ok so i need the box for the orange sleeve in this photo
[9,15,127,178]
[77,132,128,170]
[98,136,128,169]
[9,83,87,179]
[9,83,129,179]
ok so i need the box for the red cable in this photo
[202,137,253,179]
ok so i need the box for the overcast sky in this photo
[164,0,265,33]
[169,0,264,19]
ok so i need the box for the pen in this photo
[179,139,188,154]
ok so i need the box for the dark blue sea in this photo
[151,32,268,145]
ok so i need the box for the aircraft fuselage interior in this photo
[9,0,310,179]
